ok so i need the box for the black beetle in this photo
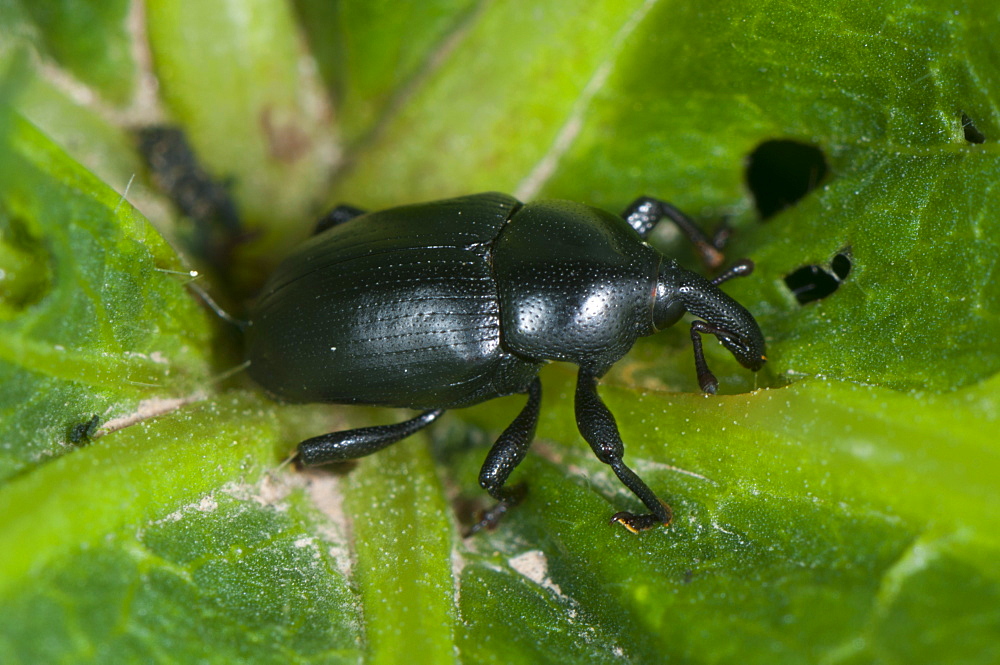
[246,193,765,534]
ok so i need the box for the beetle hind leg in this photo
[575,368,673,533]
[466,377,542,536]
[298,409,443,466]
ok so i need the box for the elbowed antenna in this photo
[711,259,754,286]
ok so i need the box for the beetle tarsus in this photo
[711,218,732,252]
[610,498,673,533]
[696,243,726,271]
[465,484,527,537]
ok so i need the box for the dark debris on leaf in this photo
[68,414,101,446]
[136,126,246,269]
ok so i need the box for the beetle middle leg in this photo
[466,377,542,536]
[575,368,672,533]
[298,409,443,466]
[312,204,367,235]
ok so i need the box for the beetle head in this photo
[654,261,766,372]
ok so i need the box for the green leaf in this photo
[0,409,362,662]
[2,1,999,664]
[344,441,456,664]
[145,0,339,261]
[293,0,479,147]
[18,0,136,105]
[0,110,215,481]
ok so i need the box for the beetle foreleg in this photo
[574,369,673,533]
[467,377,542,536]
[297,409,444,466]
[622,197,724,269]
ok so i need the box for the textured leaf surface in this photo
[19,0,135,104]
[0,111,214,482]
[1,1,998,664]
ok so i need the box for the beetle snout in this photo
[677,271,767,374]
[722,334,767,372]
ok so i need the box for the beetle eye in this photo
[651,271,687,331]
[652,295,685,331]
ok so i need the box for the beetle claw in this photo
[465,502,512,537]
[609,508,672,534]
[610,512,642,533]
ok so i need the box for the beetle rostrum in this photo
[246,193,765,534]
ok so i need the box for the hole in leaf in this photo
[785,266,839,304]
[831,251,852,281]
[961,113,985,144]
[746,140,828,219]
[784,250,852,305]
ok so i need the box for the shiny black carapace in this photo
[246,193,765,534]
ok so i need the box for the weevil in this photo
[246,193,765,534]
